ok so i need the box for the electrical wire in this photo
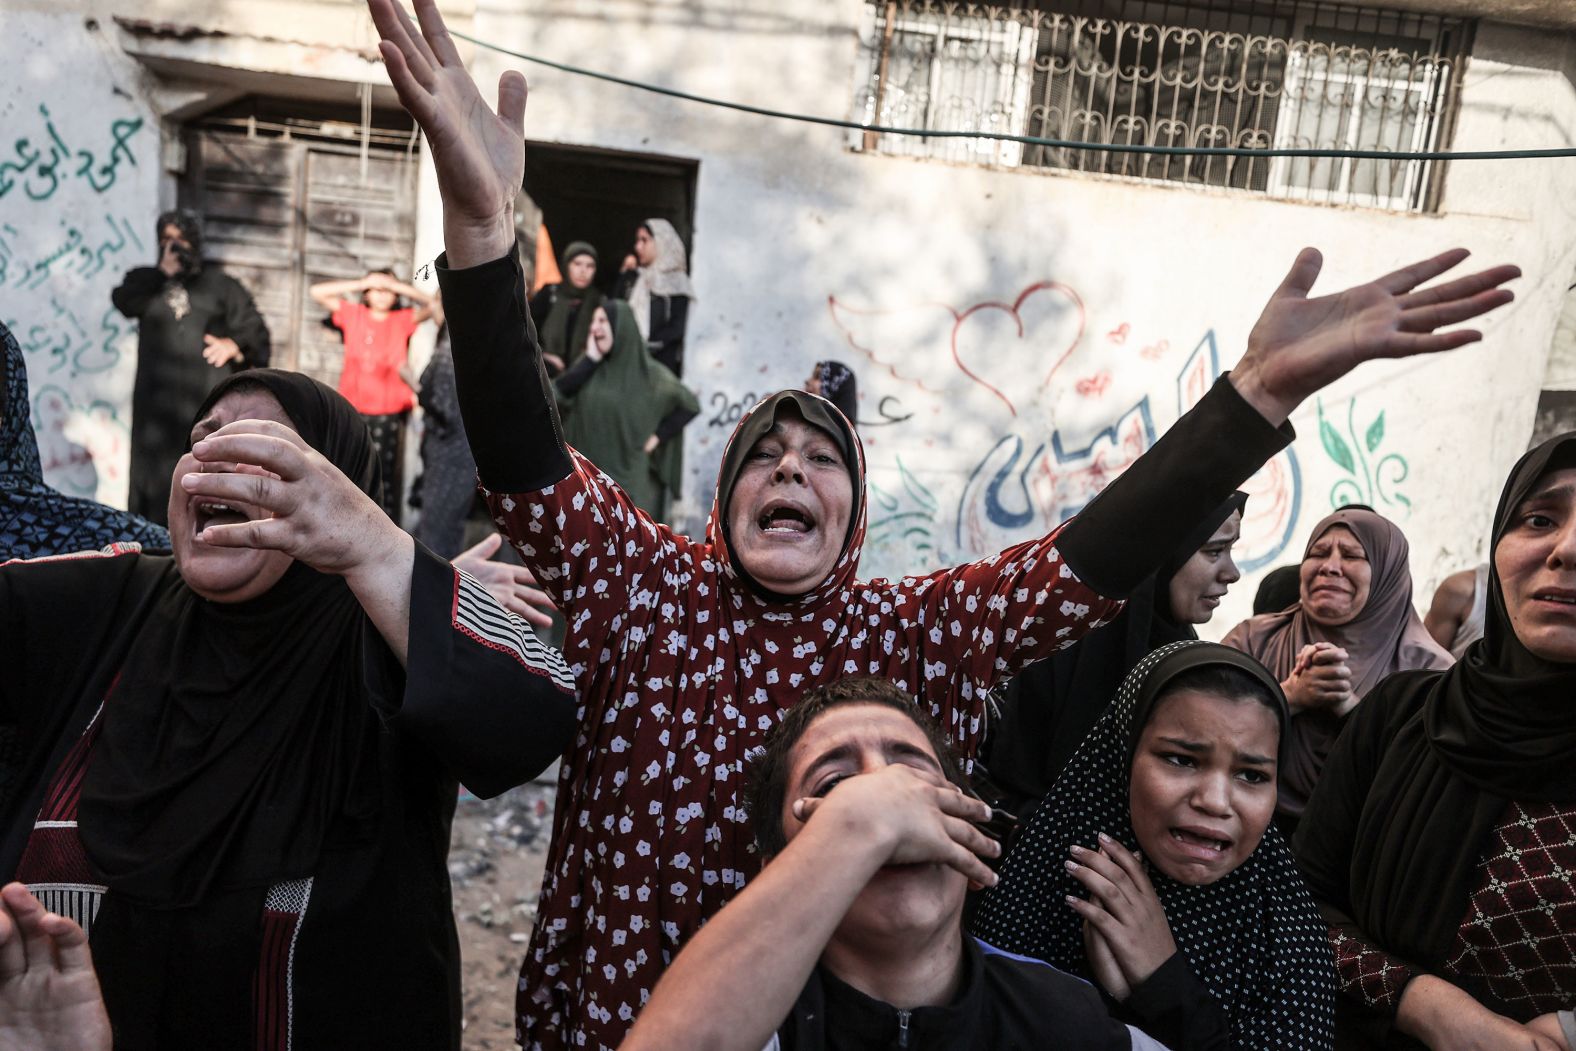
[447,28,1576,163]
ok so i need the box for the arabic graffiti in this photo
[0,213,143,292]
[0,105,144,203]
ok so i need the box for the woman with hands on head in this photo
[1222,507,1451,830]
[0,369,576,1050]
[366,0,1517,1045]
[622,678,1160,1051]
[1295,435,1576,1051]
[973,641,1335,1050]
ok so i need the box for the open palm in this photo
[1238,248,1519,423]
[368,0,526,259]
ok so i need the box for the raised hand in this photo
[1063,834,1178,993]
[453,532,558,628]
[1232,248,1519,425]
[792,765,1000,888]
[0,883,111,1051]
[367,0,526,266]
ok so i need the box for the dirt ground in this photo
[449,778,556,1050]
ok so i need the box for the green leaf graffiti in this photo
[1319,414,1356,474]
[1365,411,1385,454]
[1316,397,1410,515]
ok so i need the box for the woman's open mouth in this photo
[1169,827,1232,859]
[193,500,252,536]
[756,502,816,536]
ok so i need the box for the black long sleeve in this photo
[646,295,688,357]
[1056,377,1292,598]
[218,274,271,368]
[654,405,697,443]
[110,267,166,318]
[553,354,600,399]
[374,541,576,799]
[434,250,572,493]
[1122,952,1231,1050]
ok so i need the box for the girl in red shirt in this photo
[310,269,435,521]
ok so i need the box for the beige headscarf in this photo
[1222,507,1452,819]
[626,218,695,339]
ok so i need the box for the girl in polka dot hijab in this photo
[973,641,1336,1049]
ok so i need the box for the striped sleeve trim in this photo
[1,542,143,569]
[451,567,576,693]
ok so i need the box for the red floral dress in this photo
[490,427,1119,1049]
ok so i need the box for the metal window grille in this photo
[850,0,1473,212]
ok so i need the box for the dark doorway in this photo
[523,143,698,301]
[179,97,421,386]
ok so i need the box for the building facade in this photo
[2,0,1574,629]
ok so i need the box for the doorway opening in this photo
[522,142,699,348]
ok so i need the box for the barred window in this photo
[849,0,1472,212]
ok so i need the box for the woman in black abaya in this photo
[0,369,576,1050]
[1295,434,1576,1049]
[980,492,1248,816]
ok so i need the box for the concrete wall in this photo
[468,1,1576,634]
[0,10,162,507]
[5,0,1576,639]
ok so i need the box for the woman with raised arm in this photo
[366,2,1518,1046]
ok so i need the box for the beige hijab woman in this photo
[1223,507,1451,823]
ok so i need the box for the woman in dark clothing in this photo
[1294,434,1576,1050]
[805,360,859,425]
[973,642,1337,1050]
[2,321,169,560]
[613,218,694,375]
[370,4,1517,1043]
[411,294,478,558]
[530,240,604,375]
[111,210,271,525]
[1,368,576,1051]
[980,492,1246,816]
[553,300,700,520]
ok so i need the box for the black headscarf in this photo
[813,360,859,425]
[1,320,170,559]
[1295,433,1576,966]
[973,641,1335,1049]
[155,208,205,277]
[78,368,387,908]
[981,491,1248,812]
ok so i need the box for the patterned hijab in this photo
[972,641,1336,1050]
[1,321,169,559]
[710,389,865,603]
[626,218,695,340]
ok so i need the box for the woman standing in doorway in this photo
[614,218,694,375]
[310,269,436,522]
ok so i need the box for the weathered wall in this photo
[469,1,1576,634]
[0,10,161,507]
[6,0,1576,640]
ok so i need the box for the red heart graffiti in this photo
[950,282,1086,416]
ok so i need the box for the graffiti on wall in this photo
[1317,396,1411,515]
[1,18,157,505]
[733,278,1310,583]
